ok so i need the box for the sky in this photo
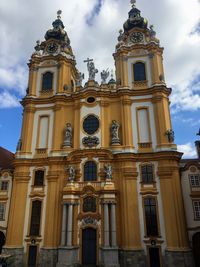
[0,0,200,158]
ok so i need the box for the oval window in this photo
[83,115,99,135]
[87,97,95,103]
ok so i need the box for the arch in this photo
[192,232,200,267]
[84,161,97,181]
[133,61,146,81]
[42,72,53,90]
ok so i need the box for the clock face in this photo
[46,42,58,53]
[130,32,144,43]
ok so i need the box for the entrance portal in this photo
[193,232,200,267]
[82,228,97,266]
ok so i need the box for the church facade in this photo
[4,2,194,267]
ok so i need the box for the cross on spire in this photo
[131,0,136,7]
[57,10,62,19]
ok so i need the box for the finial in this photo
[131,0,136,7]
[196,128,200,136]
[111,69,114,79]
[57,10,62,19]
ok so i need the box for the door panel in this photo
[82,228,97,265]
[149,247,161,267]
[28,245,37,267]
[193,232,200,267]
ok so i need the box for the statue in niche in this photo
[166,129,175,143]
[84,58,98,81]
[111,120,120,144]
[76,72,84,87]
[67,166,75,182]
[100,69,109,84]
[63,123,72,147]
[104,164,112,180]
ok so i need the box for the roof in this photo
[0,147,14,170]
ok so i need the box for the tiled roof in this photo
[0,147,14,170]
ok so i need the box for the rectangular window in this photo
[34,170,44,186]
[137,108,151,143]
[0,203,6,221]
[144,198,158,236]
[38,116,49,149]
[141,165,153,183]
[193,200,200,220]
[1,181,9,191]
[190,175,200,187]
[30,201,42,236]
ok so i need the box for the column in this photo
[67,204,73,247]
[104,203,110,247]
[111,204,117,247]
[61,204,67,246]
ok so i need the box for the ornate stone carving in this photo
[101,69,109,84]
[104,164,112,180]
[82,216,97,226]
[76,72,84,87]
[111,120,120,145]
[166,129,175,143]
[67,166,75,182]
[63,123,72,147]
[84,58,98,81]
[82,136,100,147]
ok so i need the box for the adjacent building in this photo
[2,2,197,267]
[0,147,14,251]
[181,140,200,267]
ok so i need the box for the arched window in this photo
[141,165,153,183]
[133,62,146,81]
[42,72,53,90]
[30,200,42,236]
[84,161,97,181]
[144,197,158,237]
[83,196,96,212]
[34,170,44,186]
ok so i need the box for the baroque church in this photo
[2,1,197,267]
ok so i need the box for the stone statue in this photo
[63,123,72,147]
[118,29,124,42]
[16,138,22,151]
[104,164,112,180]
[166,129,175,143]
[67,166,75,182]
[76,72,84,87]
[84,58,98,81]
[111,120,120,145]
[101,69,110,84]
[149,25,156,39]
[33,40,41,56]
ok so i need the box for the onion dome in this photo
[123,0,148,32]
[45,10,70,46]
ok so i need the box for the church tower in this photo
[5,3,194,267]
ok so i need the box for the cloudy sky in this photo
[0,0,200,157]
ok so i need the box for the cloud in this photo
[0,91,20,108]
[0,0,200,112]
[177,142,197,158]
